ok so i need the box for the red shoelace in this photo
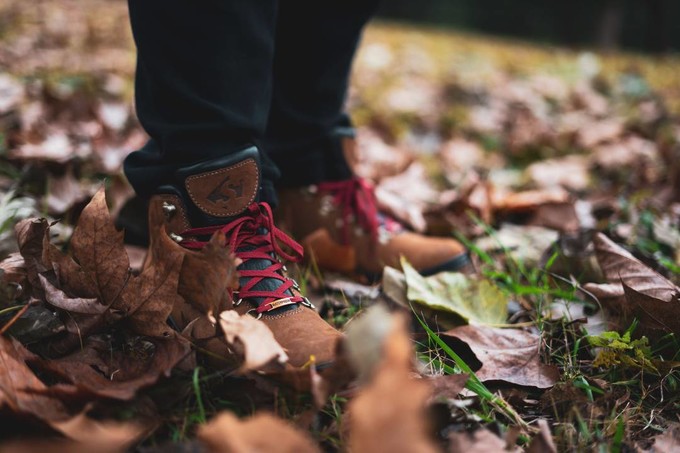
[317,177,402,244]
[318,177,380,244]
[179,202,306,316]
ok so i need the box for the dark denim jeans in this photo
[124,0,380,206]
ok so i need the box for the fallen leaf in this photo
[344,304,399,383]
[441,325,559,388]
[49,411,146,452]
[402,257,508,325]
[16,218,50,292]
[474,224,558,267]
[0,252,27,287]
[526,419,557,453]
[218,310,288,372]
[346,312,439,453]
[0,336,68,421]
[449,428,511,453]
[650,422,680,453]
[375,162,439,232]
[45,167,91,215]
[587,233,676,300]
[69,187,130,306]
[31,334,191,400]
[39,274,105,314]
[10,132,75,163]
[178,231,238,316]
[199,411,320,453]
[349,128,412,181]
[622,283,680,337]
[4,302,65,344]
[428,373,469,401]
[118,223,184,337]
[583,233,680,336]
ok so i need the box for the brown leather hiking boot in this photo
[148,147,341,368]
[277,177,470,278]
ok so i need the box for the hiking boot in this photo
[277,175,470,278]
[147,147,341,368]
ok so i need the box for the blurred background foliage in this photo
[378,0,680,53]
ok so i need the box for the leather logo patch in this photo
[185,158,259,217]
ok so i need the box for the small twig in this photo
[0,299,37,335]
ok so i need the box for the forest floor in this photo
[1,1,680,452]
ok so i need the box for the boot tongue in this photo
[174,146,262,227]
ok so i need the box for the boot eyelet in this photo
[246,308,262,320]
[301,297,315,309]
[162,202,177,217]
[169,232,184,243]
[234,298,243,307]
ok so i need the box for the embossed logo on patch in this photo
[206,175,246,204]
[185,158,259,217]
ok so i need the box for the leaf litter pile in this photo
[1,1,680,451]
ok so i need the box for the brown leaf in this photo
[0,252,27,286]
[47,243,98,298]
[623,283,680,337]
[428,373,469,401]
[198,411,321,453]
[178,231,238,315]
[31,334,191,400]
[347,313,439,453]
[526,419,557,453]
[590,233,676,300]
[119,223,184,337]
[45,167,91,215]
[218,310,288,372]
[16,218,50,292]
[39,274,105,314]
[349,128,413,181]
[650,422,680,453]
[70,187,130,306]
[49,412,146,452]
[0,336,69,421]
[375,162,439,232]
[448,429,511,453]
[583,233,680,335]
[442,325,559,389]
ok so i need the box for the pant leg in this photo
[124,0,281,203]
[263,0,381,187]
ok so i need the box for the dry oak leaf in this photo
[441,325,559,389]
[0,335,69,421]
[16,218,50,292]
[39,274,104,314]
[117,219,185,337]
[346,313,439,453]
[218,310,288,373]
[178,231,239,316]
[69,187,130,307]
[198,411,320,453]
[30,334,191,400]
[583,233,680,336]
